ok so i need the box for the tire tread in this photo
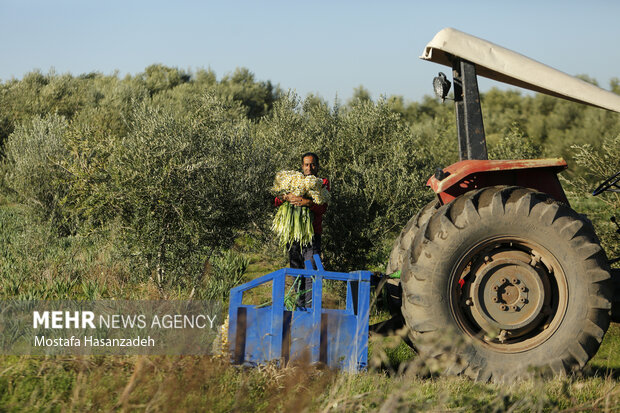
[400,186,612,382]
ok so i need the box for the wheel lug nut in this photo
[511,305,519,311]
[511,278,519,284]
[500,278,507,284]
[492,285,499,291]
[492,297,498,302]
[500,304,508,311]
[520,286,527,292]
[520,298,527,303]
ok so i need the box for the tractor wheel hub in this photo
[470,253,545,332]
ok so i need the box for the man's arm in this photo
[277,194,320,208]
[276,179,330,209]
[275,193,297,206]
[287,194,313,207]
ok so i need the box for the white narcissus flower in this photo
[270,170,329,248]
[271,170,329,204]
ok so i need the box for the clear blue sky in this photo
[1,0,618,103]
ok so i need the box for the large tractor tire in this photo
[401,186,613,382]
[384,200,440,315]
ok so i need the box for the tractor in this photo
[384,27,620,381]
[227,28,619,381]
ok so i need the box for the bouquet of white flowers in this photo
[271,170,329,247]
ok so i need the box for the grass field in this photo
[0,325,618,411]
[0,199,619,412]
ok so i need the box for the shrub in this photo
[569,134,620,262]
[101,94,273,285]
[320,99,435,270]
[197,250,249,301]
[571,133,620,192]
[488,123,541,160]
[257,95,436,270]
[3,114,74,233]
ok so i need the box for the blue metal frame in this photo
[228,254,371,372]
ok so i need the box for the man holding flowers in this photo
[273,152,330,306]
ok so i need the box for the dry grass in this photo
[1,339,618,413]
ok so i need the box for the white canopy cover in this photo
[421,28,620,113]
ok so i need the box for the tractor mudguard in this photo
[428,158,569,205]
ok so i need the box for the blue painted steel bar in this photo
[270,272,286,360]
[310,263,323,363]
[228,255,371,372]
[346,280,354,313]
[354,271,370,369]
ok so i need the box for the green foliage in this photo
[488,123,541,159]
[1,65,620,412]
[321,99,435,270]
[141,64,191,96]
[219,68,280,119]
[255,95,436,270]
[2,114,74,232]
[611,77,620,95]
[101,94,272,285]
[0,65,278,154]
[569,132,620,214]
[197,250,249,301]
[0,203,129,300]
[572,133,620,189]
[476,87,620,166]
[2,65,620,279]
[0,332,618,411]
[388,95,458,167]
[482,89,528,138]
[568,134,620,262]
[0,66,280,287]
[348,85,372,104]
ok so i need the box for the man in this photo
[274,152,330,306]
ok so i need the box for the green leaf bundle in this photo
[270,170,328,248]
[271,201,314,248]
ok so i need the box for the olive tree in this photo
[105,94,273,285]
[3,114,74,233]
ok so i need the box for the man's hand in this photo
[283,193,313,207]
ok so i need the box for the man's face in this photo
[302,155,318,176]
